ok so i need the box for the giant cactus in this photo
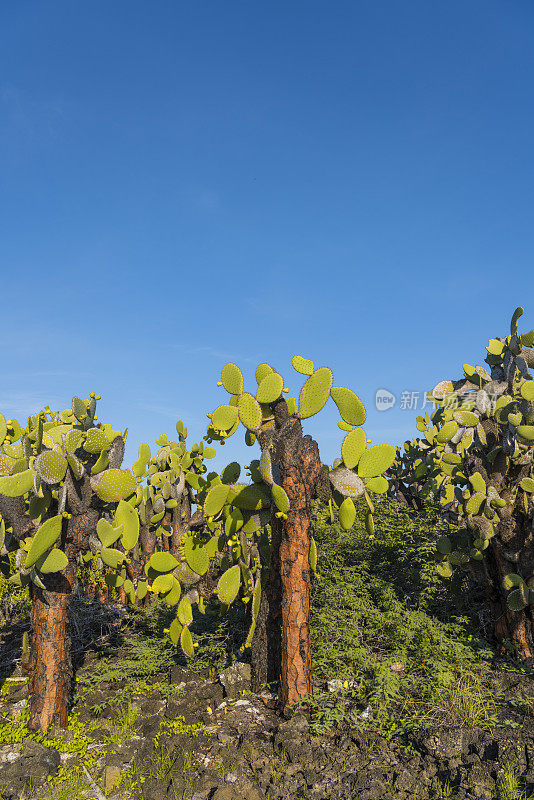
[0,395,135,731]
[394,307,534,661]
[189,357,396,710]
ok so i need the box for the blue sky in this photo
[2,0,534,471]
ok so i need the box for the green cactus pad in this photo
[221,363,244,395]
[65,429,84,453]
[221,462,241,484]
[204,483,230,517]
[96,518,123,548]
[25,515,63,569]
[364,476,388,494]
[502,573,524,590]
[516,388,533,414]
[35,548,68,574]
[453,411,479,427]
[168,617,182,646]
[114,499,139,550]
[365,511,375,535]
[34,451,68,484]
[436,535,452,554]
[292,355,314,376]
[339,497,356,530]
[177,596,193,626]
[152,573,174,594]
[507,584,528,611]
[259,449,274,485]
[231,484,270,510]
[0,415,6,446]
[136,581,148,600]
[432,380,454,400]
[92,469,136,502]
[211,404,239,431]
[330,387,366,427]
[0,468,35,497]
[67,453,84,480]
[225,509,244,537]
[91,450,109,475]
[84,428,110,454]
[516,425,534,442]
[436,561,453,578]
[329,467,365,498]
[255,363,274,384]
[357,444,396,478]
[180,626,194,657]
[436,421,458,443]
[184,536,209,575]
[310,537,317,573]
[272,483,290,513]
[469,472,486,494]
[256,372,284,404]
[298,367,333,419]
[217,564,241,604]
[341,428,367,469]
[0,455,15,477]
[238,393,262,430]
[149,551,179,573]
[163,578,181,606]
[100,548,126,569]
[520,477,534,493]
[71,397,87,421]
[508,413,522,427]
[466,492,485,515]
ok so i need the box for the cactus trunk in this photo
[28,511,97,731]
[28,573,72,731]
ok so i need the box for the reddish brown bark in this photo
[28,510,97,732]
[252,406,322,709]
[28,572,72,731]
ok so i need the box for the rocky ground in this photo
[0,656,533,800]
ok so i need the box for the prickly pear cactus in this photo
[395,308,534,658]
[201,357,396,706]
[0,395,136,593]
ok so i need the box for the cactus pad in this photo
[204,483,230,517]
[298,367,333,419]
[34,451,67,484]
[517,425,534,442]
[0,468,35,497]
[221,461,241,484]
[256,372,284,404]
[357,444,396,478]
[149,551,179,573]
[341,428,367,469]
[339,497,356,530]
[259,449,274,485]
[96,518,123,548]
[114,499,139,550]
[330,387,366,427]
[211,404,239,431]
[255,363,274,384]
[292,355,314,375]
[217,564,241,604]
[91,469,136,502]
[35,548,68,574]
[100,548,126,568]
[83,428,110,453]
[25,515,63,569]
[364,475,389,494]
[272,483,290,513]
[221,363,244,395]
[238,393,262,430]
